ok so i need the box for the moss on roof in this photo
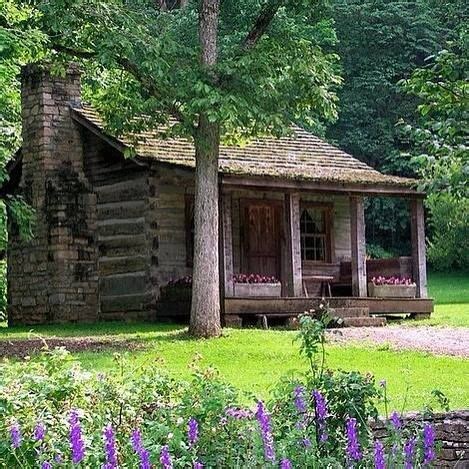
[72,105,417,188]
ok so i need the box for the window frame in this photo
[299,202,334,264]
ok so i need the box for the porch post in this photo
[222,192,234,297]
[410,198,428,298]
[350,196,367,297]
[285,193,303,296]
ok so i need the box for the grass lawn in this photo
[1,271,468,412]
[1,322,468,412]
[428,271,469,304]
[421,270,469,327]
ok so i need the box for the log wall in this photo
[83,132,152,320]
[148,165,194,305]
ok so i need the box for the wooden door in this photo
[241,200,282,278]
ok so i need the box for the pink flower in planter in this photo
[372,276,415,286]
[233,273,280,284]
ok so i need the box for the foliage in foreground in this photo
[0,315,441,468]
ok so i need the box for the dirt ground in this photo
[0,337,144,358]
[327,325,469,358]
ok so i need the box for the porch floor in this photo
[224,296,433,318]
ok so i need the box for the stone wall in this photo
[7,64,98,325]
[372,410,469,468]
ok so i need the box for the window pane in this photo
[300,206,330,261]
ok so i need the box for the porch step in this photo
[341,316,387,327]
[330,307,369,319]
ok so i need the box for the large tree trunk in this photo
[189,0,221,338]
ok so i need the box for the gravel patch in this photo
[0,337,145,358]
[327,326,469,357]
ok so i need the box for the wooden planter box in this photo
[368,283,417,298]
[233,283,282,297]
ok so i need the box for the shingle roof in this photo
[72,105,416,188]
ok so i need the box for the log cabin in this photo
[5,64,433,326]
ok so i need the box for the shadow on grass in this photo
[0,322,223,358]
[0,321,192,341]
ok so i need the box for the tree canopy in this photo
[402,29,468,270]
[0,0,467,322]
[1,0,341,334]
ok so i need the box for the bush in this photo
[0,260,6,322]
[366,244,394,260]
[426,194,469,271]
[0,317,441,468]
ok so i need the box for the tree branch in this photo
[52,44,95,59]
[51,43,190,129]
[243,0,285,51]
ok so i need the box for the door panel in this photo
[242,200,282,278]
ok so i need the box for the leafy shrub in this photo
[366,243,394,260]
[426,193,469,271]
[0,260,6,322]
[0,319,441,467]
[167,276,193,288]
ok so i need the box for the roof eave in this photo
[220,174,426,198]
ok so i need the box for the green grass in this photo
[427,271,469,304]
[0,271,468,411]
[1,323,468,411]
[422,270,469,327]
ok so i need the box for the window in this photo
[185,195,195,267]
[300,205,332,262]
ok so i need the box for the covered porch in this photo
[220,175,433,325]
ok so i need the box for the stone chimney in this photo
[7,63,99,325]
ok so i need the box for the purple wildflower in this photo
[404,437,416,469]
[293,386,307,414]
[131,429,143,453]
[160,445,173,469]
[225,407,252,419]
[193,462,204,469]
[302,438,312,448]
[139,449,151,469]
[255,401,276,463]
[389,411,402,430]
[423,423,436,465]
[345,417,362,462]
[103,424,118,469]
[131,429,151,469]
[10,422,22,449]
[312,390,328,443]
[34,422,46,441]
[188,417,199,447]
[41,462,52,469]
[379,380,386,388]
[69,409,85,464]
[373,440,386,469]
[280,459,292,469]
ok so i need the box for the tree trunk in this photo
[189,0,221,338]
